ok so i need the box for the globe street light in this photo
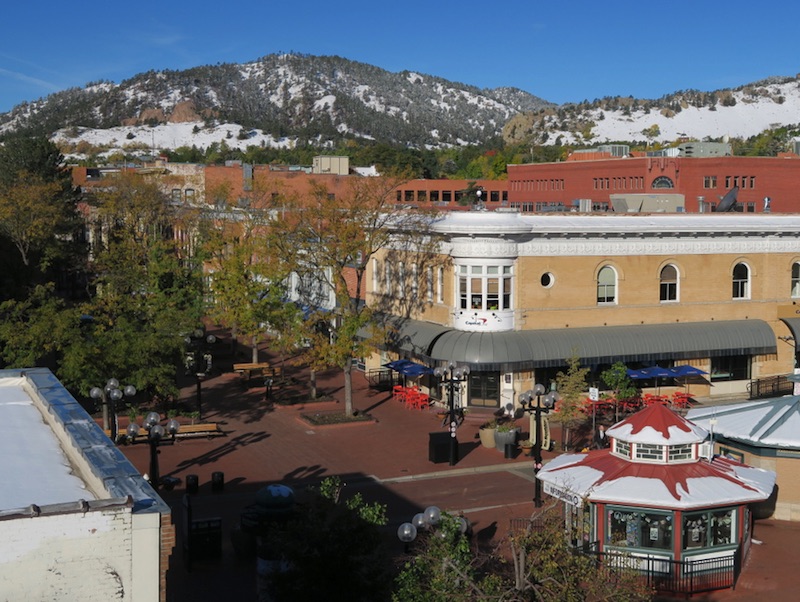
[516,384,559,507]
[185,329,216,420]
[433,363,470,466]
[126,411,180,491]
[90,379,136,443]
[396,505,469,552]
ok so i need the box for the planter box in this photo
[495,428,519,452]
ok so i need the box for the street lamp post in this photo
[517,384,558,507]
[397,505,470,553]
[433,362,470,466]
[90,379,137,443]
[185,329,216,420]
[126,411,180,491]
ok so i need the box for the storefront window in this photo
[606,508,672,550]
[683,509,735,550]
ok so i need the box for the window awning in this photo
[377,318,776,371]
[779,317,800,342]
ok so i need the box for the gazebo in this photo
[537,404,775,592]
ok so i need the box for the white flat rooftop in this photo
[0,377,90,510]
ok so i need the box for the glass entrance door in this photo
[468,372,500,408]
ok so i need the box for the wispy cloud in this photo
[0,66,62,92]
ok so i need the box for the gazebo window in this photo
[668,444,694,462]
[682,508,735,550]
[634,443,664,461]
[613,439,631,458]
[607,508,673,550]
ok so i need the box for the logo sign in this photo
[543,482,581,507]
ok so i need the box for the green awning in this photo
[380,318,776,371]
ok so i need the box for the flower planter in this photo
[494,428,519,452]
[479,427,496,449]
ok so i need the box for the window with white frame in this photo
[437,267,444,303]
[426,266,434,302]
[372,258,378,295]
[732,262,750,299]
[457,263,513,311]
[597,266,617,304]
[411,263,418,297]
[792,262,800,298]
[660,264,678,302]
[384,261,392,295]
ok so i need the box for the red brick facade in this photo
[508,154,800,213]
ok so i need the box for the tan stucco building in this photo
[366,212,800,412]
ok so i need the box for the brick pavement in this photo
[115,340,800,601]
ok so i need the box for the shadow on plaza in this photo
[158,467,505,602]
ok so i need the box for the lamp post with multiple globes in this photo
[433,362,470,466]
[90,379,137,443]
[126,411,180,491]
[516,384,559,507]
[184,329,216,420]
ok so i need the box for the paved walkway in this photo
[115,338,800,601]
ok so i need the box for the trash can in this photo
[504,443,517,459]
[211,471,225,493]
[428,432,451,464]
[186,474,199,494]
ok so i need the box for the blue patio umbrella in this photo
[670,365,708,377]
[670,365,708,395]
[383,359,433,385]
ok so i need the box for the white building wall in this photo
[0,507,135,601]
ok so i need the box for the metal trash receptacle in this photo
[428,432,451,464]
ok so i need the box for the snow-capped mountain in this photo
[503,76,800,146]
[1,53,799,159]
[0,53,549,155]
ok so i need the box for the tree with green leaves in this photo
[0,136,84,300]
[54,172,205,405]
[203,177,303,364]
[554,353,590,451]
[601,361,639,421]
[277,173,438,415]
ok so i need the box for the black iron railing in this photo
[366,369,395,390]
[748,375,794,399]
[582,543,741,596]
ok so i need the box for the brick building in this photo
[508,152,800,214]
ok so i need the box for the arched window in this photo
[652,176,674,189]
[792,263,800,298]
[732,263,750,299]
[597,266,617,304]
[660,264,678,302]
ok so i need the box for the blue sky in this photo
[2,0,799,114]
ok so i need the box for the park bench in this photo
[104,422,224,441]
[233,362,284,386]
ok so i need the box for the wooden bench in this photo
[233,362,284,385]
[105,422,224,441]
